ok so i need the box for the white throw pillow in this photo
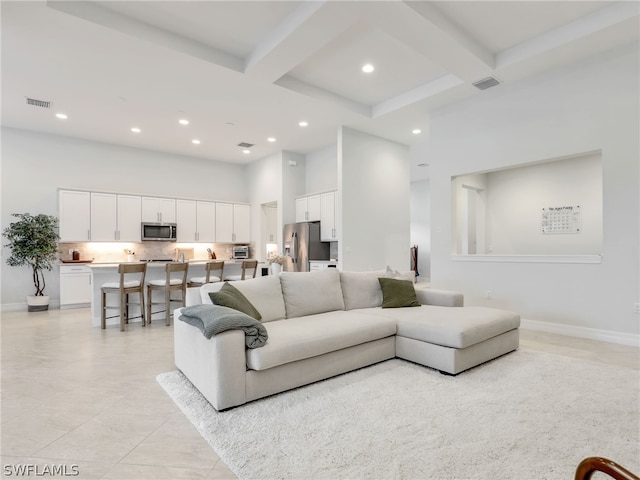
[230,275,286,323]
[200,276,286,323]
[280,268,345,318]
[340,270,386,310]
[385,265,415,282]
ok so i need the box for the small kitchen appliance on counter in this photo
[232,246,249,260]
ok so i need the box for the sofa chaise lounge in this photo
[174,268,520,411]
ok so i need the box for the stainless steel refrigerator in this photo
[283,221,330,272]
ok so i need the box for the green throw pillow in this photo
[378,277,421,308]
[209,282,262,320]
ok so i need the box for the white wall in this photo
[281,151,306,225]
[410,180,431,281]
[338,127,410,271]
[485,153,602,255]
[428,45,639,341]
[1,128,247,308]
[305,145,338,193]
[246,152,283,260]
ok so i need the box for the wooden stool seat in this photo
[224,260,258,281]
[101,263,147,332]
[188,260,224,287]
[146,262,189,326]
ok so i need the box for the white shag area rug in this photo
[157,350,639,480]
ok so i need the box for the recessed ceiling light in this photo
[131,127,141,133]
[267,137,276,143]
[362,64,375,73]
[299,121,308,127]
[226,122,235,126]
[192,139,201,145]
[412,129,422,135]
[179,119,189,126]
[55,113,68,120]
[243,149,251,154]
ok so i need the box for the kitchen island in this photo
[86,260,263,327]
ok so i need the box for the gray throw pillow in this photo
[209,282,262,320]
[378,277,421,308]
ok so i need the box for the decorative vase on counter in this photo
[270,263,282,275]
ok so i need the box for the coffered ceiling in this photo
[1,1,638,166]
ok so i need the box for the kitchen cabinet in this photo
[59,190,91,242]
[320,191,338,241]
[295,194,321,222]
[177,200,215,242]
[90,193,142,242]
[309,260,338,271]
[117,195,142,242]
[216,203,251,243]
[233,204,251,243]
[90,193,117,241]
[141,196,176,223]
[59,264,91,308]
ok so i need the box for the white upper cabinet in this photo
[215,203,250,243]
[141,197,176,223]
[320,191,338,241]
[59,190,91,242]
[176,200,198,242]
[90,193,142,242]
[215,203,234,243]
[196,201,216,243]
[295,194,321,222]
[233,204,251,243]
[178,200,216,243]
[117,195,142,242]
[90,192,117,241]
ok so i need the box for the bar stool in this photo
[224,260,258,281]
[101,263,147,331]
[146,262,189,326]
[187,260,224,287]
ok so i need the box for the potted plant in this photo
[3,213,60,311]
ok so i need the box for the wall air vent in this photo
[25,97,52,109]
[237,142,254,148]
[472,77,501,91]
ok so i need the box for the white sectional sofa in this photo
[174,268,520,411]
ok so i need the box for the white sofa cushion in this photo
[246,310,397,371]
[279,268,345,318]
[199,275,286,323]
[339,270,386,310]
[372,305,520,349]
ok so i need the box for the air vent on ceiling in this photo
[26,97,52,109]
[472,77,501,91]
[237,142,254,148]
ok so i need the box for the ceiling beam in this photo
[243,1,360,84]
[496,1,640,69]
[47,1,244,73]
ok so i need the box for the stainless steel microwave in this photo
[141,223,177,242]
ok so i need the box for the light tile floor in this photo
[1,307,638,479]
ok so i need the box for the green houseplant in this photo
[3,213,60,311]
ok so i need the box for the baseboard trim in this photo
[521,318,640,347]
[2,300,61,312]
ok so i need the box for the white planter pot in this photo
[270,263,282,275]
[27,295,50,312]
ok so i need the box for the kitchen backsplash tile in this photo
[58,242,253,263]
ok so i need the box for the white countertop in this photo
[82,259,263,268]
